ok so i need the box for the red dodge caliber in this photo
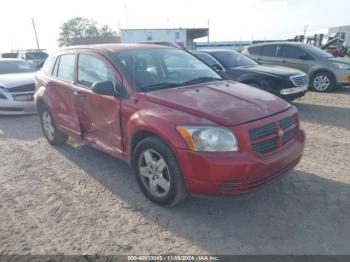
[35,44,305,205]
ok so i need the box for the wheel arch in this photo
[309,69,336,83]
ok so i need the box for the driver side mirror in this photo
[91,81,121,97]
[211,64,224,72]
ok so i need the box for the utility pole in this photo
[207,19,210,48]
[32,18,40,49]
[303,24,309,43]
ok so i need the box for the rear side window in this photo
[56,54,75,82]
[195,53,218,67]
[248,46,262,55]
[77,54,118,89]
[260,45,278,57]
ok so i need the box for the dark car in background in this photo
[0,59,36,115]
[242,42,350,92]
[193,49,308,101]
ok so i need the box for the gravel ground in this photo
[0,88,349,255]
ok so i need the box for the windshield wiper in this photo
[142,82,181,91]
[182,77,223,86]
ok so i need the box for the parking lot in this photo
[0,88,349,255]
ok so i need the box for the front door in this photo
[73,52,123,157]
[276,45,313,73]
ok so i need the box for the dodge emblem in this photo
[278,128,284,138]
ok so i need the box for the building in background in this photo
[120,28,208,50]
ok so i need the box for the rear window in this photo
[260,45,278,57]
[42,56,57,75]
[195,53,218,67]
[0,60,35,74]
[248,46,262,55]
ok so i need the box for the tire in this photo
[39,107,68,145]
[133,136,188,206]
[310,71,335,92]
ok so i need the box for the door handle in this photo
[257,58,261,61]
[46,81,54,87]
[74,91,85,98]
[282,60,287,63]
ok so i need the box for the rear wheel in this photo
[133,136,187,206]
[310,71,335,92]
[40,108,68,145]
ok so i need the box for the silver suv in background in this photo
[242,42,350,92]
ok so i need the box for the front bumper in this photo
[0,92,37,115]
[176,129,305,196]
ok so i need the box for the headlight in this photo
[333,63,350,70]
[176,126,238,152]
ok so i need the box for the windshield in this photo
[25,52,48,60]
[301,44,334,58]
[0,60,35,74]
[211,50,258,68]
[113,49,222,92]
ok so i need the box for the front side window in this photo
[56,54,75,82]
[113,49,222,92]
[77,54,117,89]
[260,45,278,57]
[280,46,306,59]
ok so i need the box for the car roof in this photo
[194,49,238,53]
[59,43,171,55]
[248,41,306,48]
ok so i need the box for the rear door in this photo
[278,45,314,73]
[255,44,280,65]
[48,53,81,138]
[73,51,123,157]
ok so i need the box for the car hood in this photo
[327,57,350,65]
[146,80,291,126]
[0,72,35,89]
[234,64,302,77]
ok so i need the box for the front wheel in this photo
[40,108,68,145]
[133,137,188,206]
[310,72,335,92]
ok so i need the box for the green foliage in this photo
[58,17,118,47]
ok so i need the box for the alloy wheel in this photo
[42,111,55,141]
[138,149,171,198]
[313,75,330,91]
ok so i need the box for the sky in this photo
[0,0,349,52]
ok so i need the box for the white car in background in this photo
[0,59,37,115]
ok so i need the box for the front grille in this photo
[249,114,298,154]
[282,127,297,145]
[252,138,278,153]
[280,115,297,129]
[7,84,35,93]
[290,74,309,87]
[249,123,276,140]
